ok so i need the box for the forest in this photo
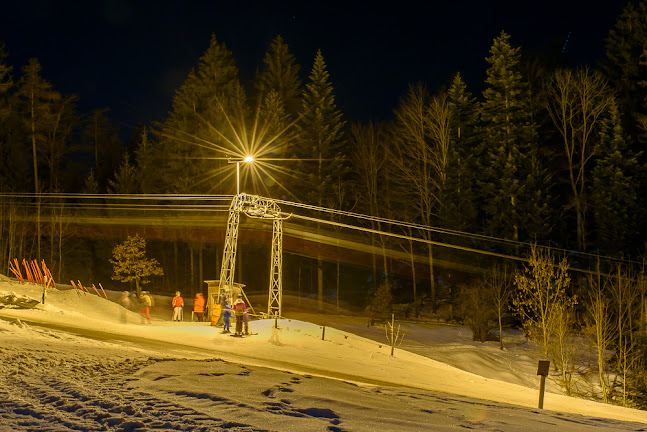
[2,0,647,409]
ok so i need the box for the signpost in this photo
[537,360,550,409]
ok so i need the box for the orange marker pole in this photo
[99,283,107,299]
[23,259,33,283]
[78,280,89,293]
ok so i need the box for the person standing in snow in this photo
[118,291,132,324]
[193,293,205,322]
[243,309,250,335]
[171,291,184,321]
[233,294,246,336]
[138,291,152,325]
[222,305,231,333]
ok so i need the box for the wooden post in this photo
[537,360,550,409]
[538,375,547,409]
[322,326,326,340]
[391,313,395,357]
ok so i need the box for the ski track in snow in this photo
[0,327,262,431]
[1,324,645,432]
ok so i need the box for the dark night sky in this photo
[0,1,628,141]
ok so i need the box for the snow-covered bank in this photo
[1,279,646,430]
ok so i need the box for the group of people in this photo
[170,291,206,322]
[117,290,251,336]
[118,290,154,325]
[222,294,250,336]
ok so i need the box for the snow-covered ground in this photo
[1,278,646,431]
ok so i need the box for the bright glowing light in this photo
[162,97,311,198]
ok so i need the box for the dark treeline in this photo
[2,6,647,258]
[1,3,647,294]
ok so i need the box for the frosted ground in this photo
[1,278,646,431]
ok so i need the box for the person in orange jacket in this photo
[172,291,184,321]
[193,293,205,322]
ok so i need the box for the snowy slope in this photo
[1,279,646,431]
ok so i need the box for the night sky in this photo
[0,1,627,141]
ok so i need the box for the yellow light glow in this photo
[244,156,255,163]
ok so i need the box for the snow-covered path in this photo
[2,323,644,432]
[1,280,647,431]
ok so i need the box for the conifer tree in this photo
[294,50,347,308]
[254,35,302,117]
[0,41,12,114]
[110,234,164,297]
[479,31,548,244]
[591,98,641,256]
[294,49,347,206]
[258,89,297,197]
[444,73,478,233]
[83,169,98,194]
[602,1,647,143]
[158,34,243,193]
[82,108,122,192]
[134,127,159,194]
[0,41,20,192]
[108,153,140,194]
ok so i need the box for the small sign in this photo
[537,360,550,376]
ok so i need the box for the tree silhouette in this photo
[110,234,164,297]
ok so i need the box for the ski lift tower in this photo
[218,193,288,317]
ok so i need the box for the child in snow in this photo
[222,305,231,333]
[171,291,184,321]
[233,295,246,336]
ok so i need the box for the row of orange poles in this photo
[70,280,108,299]
[7,258,108,301]
[8,258,55,288]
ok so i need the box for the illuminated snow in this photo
[0,279,645,430]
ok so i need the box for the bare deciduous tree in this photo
[486,264,513,350]
[545,68,612,251]
[584,266,616,403]
[391,84,452,312]
[608,264,641,406]
[550,297,578,395]
[350,122,390,289]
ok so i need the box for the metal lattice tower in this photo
[268,217,283,316]
[218,193,287,317]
